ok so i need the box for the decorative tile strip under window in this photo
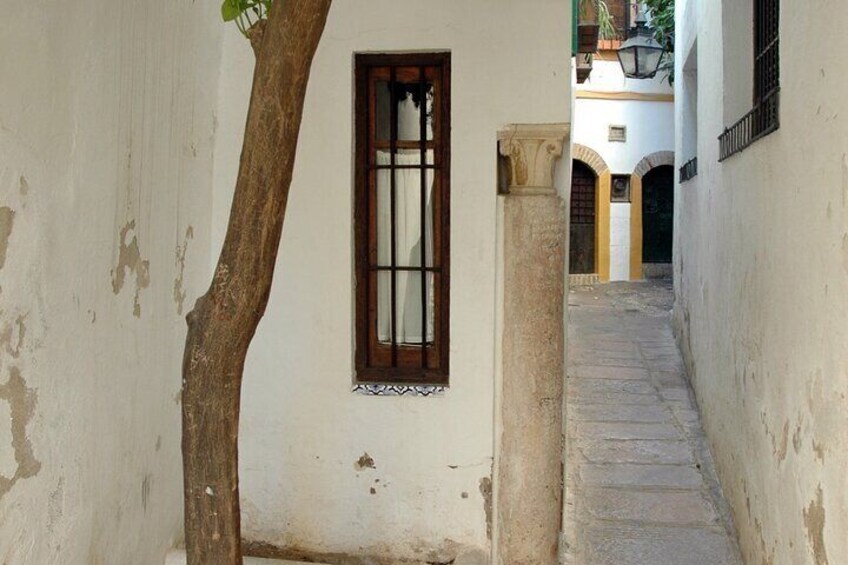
[679,157,697,182]
[352,384,446,397]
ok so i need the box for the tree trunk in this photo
[181,2,332,563]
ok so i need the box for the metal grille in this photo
[679,157,698,182]
[754,0,780,103]
[570,161,596,225]
[719,0,780,161]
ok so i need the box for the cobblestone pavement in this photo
[564,281,743,565]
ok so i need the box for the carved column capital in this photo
[498,123,570,195]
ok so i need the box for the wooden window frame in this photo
[354,52,451,386]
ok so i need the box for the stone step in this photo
[165,550,329,565]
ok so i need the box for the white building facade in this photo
[209,1,573,563]
[674,1,847,564]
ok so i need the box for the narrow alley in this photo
[565,281,742,564]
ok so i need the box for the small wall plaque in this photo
[609,124,627,142]
[611,174,631,202]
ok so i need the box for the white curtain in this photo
[376,149,435,345]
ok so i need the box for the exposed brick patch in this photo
[573,144,610,176]
[633,151,675,179]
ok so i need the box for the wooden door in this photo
[642,165,674,263]
[570,160,596,274]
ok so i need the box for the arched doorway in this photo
[642,165,674,265]
[570,160,597,274]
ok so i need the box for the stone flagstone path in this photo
[563,281,743,565]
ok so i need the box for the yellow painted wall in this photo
[630,175,643,280]
[596,172,611,281]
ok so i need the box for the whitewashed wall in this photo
[573,59,674,280]
[674,1,848,564]
[211,0,571,561]
[0,2,222,563]
[609,203,631,280]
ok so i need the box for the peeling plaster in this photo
[842,154,848,208]
[0,367,41,499]
[46,477,64,533]
[842,234,848,275]
[803,486,829,565]
[354,452,375,470]
[173,226,194,315]
[812,440,826,462]
[0,315,26,360]
[141,474,152,513]
[775,421,789,462]
[111,220,150,318]
[478,477,492,540]
[0,207,15,270]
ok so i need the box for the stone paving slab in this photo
[564,282,742,565]
[569,404,671,423]
[582,488,719,525]
[574,422,684,441]
[579,463,704,488]
[568,366,651,380]
[568,378,658,395]
[576,439,696,465]
[567,391,665,405]
[581,525,740,565]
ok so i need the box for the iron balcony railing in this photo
[679,157,697,183]
[719,88,780,161]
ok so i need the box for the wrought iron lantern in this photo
[616,7,665,79]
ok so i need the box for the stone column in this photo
[495,124,569,564]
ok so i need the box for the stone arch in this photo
[572,143,610,177]
[632,150,675,179]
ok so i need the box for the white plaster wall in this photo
[211,1,571,560]
[674,1,848,563]
[0,2,222,563]
[580,57,673,95]
[609,203,631,281]
[573,97,674,177]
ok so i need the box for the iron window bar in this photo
[389,66,399,367]
[718,88,780,162]
[720,0,779,162]
[418,65,428,368]
[679,157,698,182]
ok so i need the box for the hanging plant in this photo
[642,0,675,84]
[578,0,617,53]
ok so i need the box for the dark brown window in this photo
[719,0,780,161]
[607,0,631,39]
[354,53,450,386]
[754,0,779,104]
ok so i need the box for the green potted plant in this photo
[578,0,618,53]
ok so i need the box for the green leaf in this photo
[221,0,241,22]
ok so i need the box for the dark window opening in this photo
[569,160,597,275]
[642,165,674,264]
[354,53,450,386]
[719,0,779,161]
